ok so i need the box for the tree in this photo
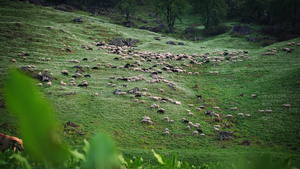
[117,0,137,22]
[270,0,300,27]
[155,0,186,33]
[194,0,228,29]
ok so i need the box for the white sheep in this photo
[94,93,99,96]
[200,133,205,137]
[188,104,194,107]
[214,127,220,132]
[231,107,237,111]
[258,110,265,113]
[237,113,244,117]
[188,122,193,126]
[163,117,170,121]
[37,83,42,87]
[226,114,233,119]
[214,125,221,128]
[195,108,201,111]
[192,131,199,136]
[187,126,191,131]
[46,81,52,87]
[169,120,174,124]
[283,104,291,108]
[163,131,169,136]
[189,112,194,117]
[139,100,145,104]
[265,110,272,113]
[245,114,251,118]
[133,99,139,102]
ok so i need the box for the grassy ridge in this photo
[0,0,299,167]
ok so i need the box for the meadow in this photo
[0,0,299,168]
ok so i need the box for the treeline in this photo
[29,0,300,39]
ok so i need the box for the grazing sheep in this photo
[187,126,191,131]
[188,72,192,75]
[214,125,221,128]
[200,133,205,137]
[133,99,139,102]
[159,89,164,93]
[214,113,220,118]
[194,72,199,75]
[265,110,272,113]
[142,88,148,91]
[139,100,146,104]
[213,118,222,123]
[174,101,181,105]
[157,108,165,114]
[46,81,52,86]
[40,58,45,61]
[46,58,51,61]
[188,122,193,126]
[283,104,291,108]
[237,113,244,117]
[258,110,265,113]
[169,120,174,124]
[252,94,257,98]
[164,131,170,136]
[37,83,42,87]
[214,127,220,132]
[231,107,237,111]
[189,112,194,117]
[188,104,194,107]
[196,108,201,111]
[226,114,233,119]
[94,93,99,96]
[192,131,199,136]
[165,128,169,131]
[245,114,251,118]
[163,117,170,121]
[213,106,219,110]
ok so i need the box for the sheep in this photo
[40,58,45,61]
[46,81,52,87]
[252,94,257,98]
[188,122,193,126]
[194,72,199,75]
[46,58,51,61]
[226,114,233,119]
[237,113,244,117]
[163,117,169,121]
[188,104,194,107]
[142,88,148,91]
[213,106,219,110]
[214,127,220,132]
[133,99,139,102]
[169,120,174,124]
[258,110,265,113]
[196,108,201,111]
[213,118,222,123]
[231,107,237,111]
[189,112,194,117]
[37,83,42,87]
[23,56,27,60]
[265,110,272,113]
[214,125,221,128]
[214,113,220,118]
[200,133,205,137]
[94,93,99,96]
[283,104,291,108]
[188,72,192,75]
[157,108,165,114]
[139,100,146,104]
[174,101,181,105]
[192,131,199,136]
[159,89,164,93]
[245,114,251,118]
[164,131,170,136]
[187,126,191,131]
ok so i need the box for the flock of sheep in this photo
[12,39,296,141]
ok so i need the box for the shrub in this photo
[203,25,230,36]
[231,32,244,38]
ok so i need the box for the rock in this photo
[194,37,201,41]
[132,87,139,93]
[122,21,136,27]
[55,4,76,12]
[178,42,184,45]
[149,13,156,17]
[152,23,167,32]
[166,41,176,45]
[113,89,123,95]
[109,37,139,47]
[219,131,234,141]
[139,25,151,30]
[154,18,162,24]
[73,18,83,22]
[241,140,251,146]
[247,36,258,43]
[231,25,252,35]
[154,37,160,40]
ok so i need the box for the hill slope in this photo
[0,0,299,167]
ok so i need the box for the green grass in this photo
[0,0,299,167]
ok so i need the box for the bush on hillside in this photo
[203,25,230,36]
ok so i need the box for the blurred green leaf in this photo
[10,153,31,169]
[4,70,68,166]
[83,133,119,169]
[152,149,165,165]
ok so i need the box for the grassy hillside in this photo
[0,0,299,167]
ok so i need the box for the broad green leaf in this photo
[4,70,68,165]
[69,149,86,161]
[151,149,164,165]
[83,133,119,169]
